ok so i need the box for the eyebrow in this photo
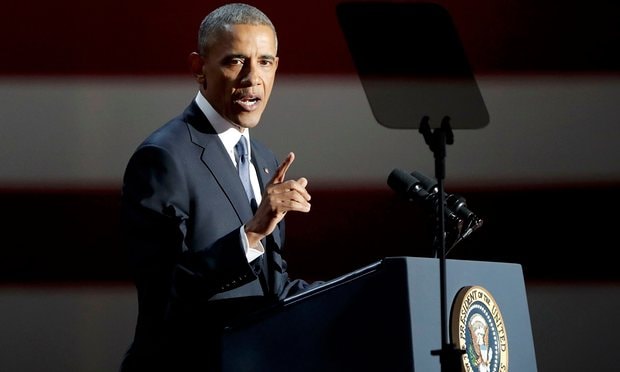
[225,53,276,61]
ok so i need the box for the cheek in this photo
[206,77,231,96]
[205,67,236,86]
[262,70,276,82]
[261,73,277,91]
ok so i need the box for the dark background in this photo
[1,183,617,283]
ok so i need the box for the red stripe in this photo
[3,0,619,76]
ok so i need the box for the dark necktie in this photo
[235,136,256,205]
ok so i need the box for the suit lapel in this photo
[250,148,271,195]
[183,102,254,223]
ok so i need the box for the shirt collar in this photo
[194,92,251,159]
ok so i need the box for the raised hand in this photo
[244,152,311,246]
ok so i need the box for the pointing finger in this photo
[272,152,294,184]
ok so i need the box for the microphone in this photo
[410,170,483,237]
[387,168,431,203]
[411,171,474,220]
[387,168,462,227]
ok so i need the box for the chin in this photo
[236,113,263,128]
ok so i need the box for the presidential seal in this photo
[450,285,509,372]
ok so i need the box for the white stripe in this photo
[1,75,618,187]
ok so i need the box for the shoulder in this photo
[140,118,187,149]
[124,113,193,175]
[137,100,210,151]
[251,138,276,161]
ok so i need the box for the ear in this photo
[188,52,206,85]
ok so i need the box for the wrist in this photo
[244,226,264,248]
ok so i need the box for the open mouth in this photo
[234,96,261,110]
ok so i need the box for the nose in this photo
[240,61,261,86]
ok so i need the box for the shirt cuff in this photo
[239,225,265,262]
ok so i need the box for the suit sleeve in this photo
[121,144,256,304]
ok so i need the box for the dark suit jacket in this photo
[120,100,315,371]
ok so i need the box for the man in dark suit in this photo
[119,3,320,371]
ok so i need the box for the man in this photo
[120,3,320,370]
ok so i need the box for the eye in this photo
[230,57,245,66]
[223,56,245,67]
[258,58,275,67]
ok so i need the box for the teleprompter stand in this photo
[418,116,464,371]
[336,2,490,371]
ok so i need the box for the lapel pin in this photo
[263,167,270,174]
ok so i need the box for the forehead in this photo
[211,24,277,55]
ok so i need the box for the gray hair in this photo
[197,3,277,56]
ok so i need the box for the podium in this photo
[220,257,538,371]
